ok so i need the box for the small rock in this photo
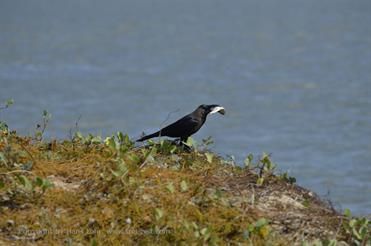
[6,220,14,227]
[88,218,97,227]
[125,218,132,225]
[88,218,99,228]
[2,195,10,201]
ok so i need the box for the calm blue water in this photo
[0,0,370,215]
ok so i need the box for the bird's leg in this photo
[171,138,181,145]
[180,137,192,152]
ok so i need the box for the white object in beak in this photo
[209,106,225,115]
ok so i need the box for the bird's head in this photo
[198,104,226,116]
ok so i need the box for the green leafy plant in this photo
[244,153,253,169]
[279,172,296,184]
[111,158,129,182]
[104,132,133,156]
[183,137,197,150]
[244,218,270,240]
[182,221,216,243]
[166,182,175,193]
[180,180,188,192]
[301,239,338,246]
[342,208,370,245]
[35,176,54,193]
[201,136,214,147]
[158,139,178,154]
[0,99,14,132]
[35,110,52,141]
[204,152,214,163]
[75,132,102,146]
[223,155,236,166]
[154,208,164,221]
[16,175,54,193]
[255,153,276,186]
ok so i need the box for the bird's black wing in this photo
[160,115,200,138]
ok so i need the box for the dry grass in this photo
[0,132,355,245]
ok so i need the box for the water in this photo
[0,0,370,215]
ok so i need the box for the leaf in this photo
[191,221,199,230]
[170,145,177,154]
[149,146,157,156]
[352,227,362,240]
[43,110,51,119]
[327,239,337,246]
[349,219,357,228]
[91,136,101,144]
[154,208,164,221]
[35,177,54,192]
[75,131,84,140]
[90,238,97,246]
[255,218,268,228]
[202,136,214,146]
[5,99,14,107]
[41,179,54,192]
[117,131,124,143]
[104,136,116,150]
[0,152,7,164]
[128,154,140,164]
[256,177,264,186]
[184,137,196,148]
[18,175,33,191]
[244,154,253,167]
[200,228,208,235]
[166,182,175,193]
[200,227,210,240]
[35,131,42,139]
[111,159,128,177]
[205,152,213,163]
[259,226,269,238]
[214,189,222,199]
[247,224,255,232]
[344,208,351,217]
[35,176,43,186]
[180,180,188,192]
[0,179,4,189]
[0,122,9,132]
[21,161,33,171]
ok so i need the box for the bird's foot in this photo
[170,139,192,152]
[181,144,192,153]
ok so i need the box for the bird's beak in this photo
[209,106,225,115]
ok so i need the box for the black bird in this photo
[137,104,225,143]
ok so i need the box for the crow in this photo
[137,104,225,143]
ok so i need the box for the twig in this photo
[334,215,344,239]
[158,108,180,138]
[39,120,48,141]
[19,142,35,163]
[258,153,272,177]
[137,108,179,144]
[69,114,82,141]
[34,111,51,141]
[258,162,266,178]
[0,170,34,176]
[139,159,149,169]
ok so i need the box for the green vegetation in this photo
[0,102,370,245]
[342,208,370,245]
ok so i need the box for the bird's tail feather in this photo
[136,131,160,142]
